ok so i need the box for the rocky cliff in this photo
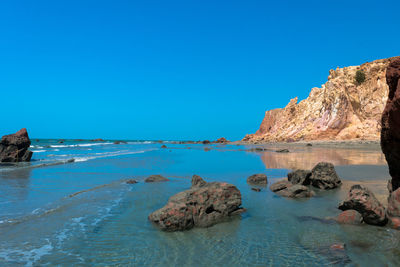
[244,57,399,142]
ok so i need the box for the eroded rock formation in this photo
[381,57,400,192]
[244,57,399,142]
[0,128,33,162]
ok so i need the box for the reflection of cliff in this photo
[259,148,387,170]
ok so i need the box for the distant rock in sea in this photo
[243,57,400,142]
[0,128,33,162]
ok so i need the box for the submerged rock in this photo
[161,145,167,148]
[247,174,268,185]
[145,175,169,183]
[251,187,261,192]
[336,210,363,225]
[90,138,104,142]
[381,57,400,191]
[288,169,311,185]
[148,176,244,231]
[338,185,387,226]
[0,128,33,162]
[270,180,314,198]
[310,162,341,189]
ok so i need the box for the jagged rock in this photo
[288,169,311,185]
[270,180,314,198]
[336,210,363,225]
[381,57,400,191]
[243,57,398,142]
[247,174,268,185]
[0,128,33,162]
[310,162,341,189]
[191,175,206,188]
[145,175,169,183]
[148,178,244,231]
[338,185,387,226]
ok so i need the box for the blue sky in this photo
[1,0,399,140]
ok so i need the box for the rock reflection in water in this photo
[259,147,387,170]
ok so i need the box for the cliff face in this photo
[244,57,399,142]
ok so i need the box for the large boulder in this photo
[381,58,400,191]
[247,174,268,185]
[338,185,387,226]
[145,175,169,183]
[310,162,341,189]
[148,176,244,231]
[288,169,311,185]
[270,180,314,198]
[0,128,33,162]
[336,210,363,225]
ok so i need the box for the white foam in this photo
[49,143,112,148]
[32,150,45,153]
[0,239,54,266]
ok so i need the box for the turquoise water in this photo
[0,140,399,266]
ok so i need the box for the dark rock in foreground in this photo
[247,174,268,185]
[288,169,311,185]
[145,175,169,183]
[270,180,314,198]
[336,210,363,225]
[338,185,387,226]
[381,58,400,191]
[0,128,33,162]
[148,176,244,231]
[310,162,341,189]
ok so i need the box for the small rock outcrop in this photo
[148,176,244,231]
[126,179,138,184]
[288,170,311,185]
[310,162,341,189]
[270,180,314,198]
[338,185,387,226]
[336,210,363,225]
[214,137,229,144]
[381,58,400,192]
[191,174,207,188]
[0,128,33,162]
[247,174,268,185]
[202,140,211,144]
[145,175,169,183]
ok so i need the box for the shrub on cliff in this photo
[355,70,366,85]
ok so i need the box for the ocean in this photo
[0,139,398,266]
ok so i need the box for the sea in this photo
[0,139,399,266]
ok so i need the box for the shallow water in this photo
[0,140,398,266]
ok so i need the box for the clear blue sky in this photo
[1,0,398,140]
